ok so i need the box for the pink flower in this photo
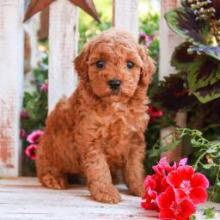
[20,129,27,139]
[167,165,209,204]
[27,130,44,144]
[25,144,37,160]
[157,187,196,220]
[40,82,48,92]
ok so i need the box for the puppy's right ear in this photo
[74,45,90,81]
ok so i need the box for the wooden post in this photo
[0,0,24,177]
[160,0,186,161]
[113,0,139,40]
[48,0,78,111]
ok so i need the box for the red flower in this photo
[147,106,163,121]
[25,144,37,160]
[167,165,209,204]
[27,130,44,144]
[157,187,196,220]
[141,157,209,219]
[141,188,158,211]
[20,110,30,120]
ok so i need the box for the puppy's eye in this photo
[127,61,134,69]
[96,60,105,69]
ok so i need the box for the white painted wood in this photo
[113,0,139,40]
[49,0,78,111]
[0,0,24,177]
[0,177,219,220]
[24,13,41,69]
[159,0,182,80]
[159,0,186,161]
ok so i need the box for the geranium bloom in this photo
[167,165,209,204]
[141,157,209,219]
[27,130,44,144]
[157,187,196,220]
[25,144,37,160]
[147,106,163,121]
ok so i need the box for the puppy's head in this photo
[74,29,155,103]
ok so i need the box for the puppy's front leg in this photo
[82,150,121,204]
[124,140,145,197]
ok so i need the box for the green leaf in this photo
[187,56,220,103]
[202,164,213,169]
[189,215,196,220]
[171,42,197,71]
[203,207,215,218]
[165,8,207,43]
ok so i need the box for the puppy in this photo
[37,29,155,204]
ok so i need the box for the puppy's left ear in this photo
[74,44,90,81]
[138,45,155,88]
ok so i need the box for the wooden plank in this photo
[48,0,78,111]
[0,0,24,177]
[113,0,139,40]
[0,178,157,220]
[0,178,220,220]
[159,0,182,80]
[159,0,186,161]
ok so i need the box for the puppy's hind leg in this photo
[36,152,69,190]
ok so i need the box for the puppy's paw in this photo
[128,184,144,197]
[41,173,68,190]
[91,184,121,204]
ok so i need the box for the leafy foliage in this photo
[164,2,220,103]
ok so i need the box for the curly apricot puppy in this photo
[37,29,155,204]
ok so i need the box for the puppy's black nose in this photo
[108,79,121,90]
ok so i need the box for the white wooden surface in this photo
[0,178,158,220]
[0,177,219,220]
[0,0,24,177]
[159,0,182,80]
[48,0,78,111]
[113,0,139,40]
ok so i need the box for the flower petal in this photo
[190,187,208,204]
[191,173,209,189]
[167,170,182,187]
[159,209,175,219]
[157,187,174,209]
[179,199,196,217]
[176,165,194,180]
[174,188,187,203]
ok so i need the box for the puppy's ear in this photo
[74,44,90,81]
[138,45,155,88]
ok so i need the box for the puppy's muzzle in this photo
[108,79,121,91]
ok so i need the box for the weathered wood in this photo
[113,0,139,40]
[0,177,219,219]
[159,0,186,161]
[48,0,78,111]
[0,177,157,220]
[159,0,182,80]
[0,0,24,177]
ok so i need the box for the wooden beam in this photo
[0,0,24,177]
[113,0,139,40]
[48,0,78,111]
[160,0,185,161]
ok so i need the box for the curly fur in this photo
[36,29,155,204]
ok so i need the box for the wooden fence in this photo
[0,0,181,177]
